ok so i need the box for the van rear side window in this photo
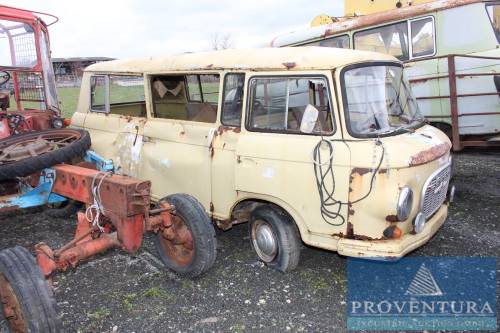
[247,77,334,134]
[90,76,107,112]
[151,74,220,123]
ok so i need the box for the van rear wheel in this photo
[249,206,301,272]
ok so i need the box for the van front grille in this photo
[421,163,451,219]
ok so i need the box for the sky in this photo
[4,0,344,59]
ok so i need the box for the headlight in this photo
[397,186,413,221]
[52,118,64,129]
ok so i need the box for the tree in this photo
[209,33,234,50]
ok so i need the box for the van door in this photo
[210,73,245,223]
[83,74,146,177]
[139,73,220,211]
[234,74,351,236]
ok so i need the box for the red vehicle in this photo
[0,5,66,139]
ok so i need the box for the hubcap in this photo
[252,219,278,263]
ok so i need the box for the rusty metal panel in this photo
[51,164,151,218]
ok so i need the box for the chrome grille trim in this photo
[420,162,451,220]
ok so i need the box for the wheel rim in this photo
[159,214,195,266]
[0,273,27,333]
[0,130,82,165]
[251,219,278,263]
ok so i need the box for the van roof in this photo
[270,0,488,47]
[85,47,397,73]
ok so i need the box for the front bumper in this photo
[337,203,448,259]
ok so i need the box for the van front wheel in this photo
[249,206,300,272]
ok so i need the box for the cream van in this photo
[270,0,500,150]
[72,47,454,272]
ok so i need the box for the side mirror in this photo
[300,104,319,134]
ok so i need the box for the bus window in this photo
[305,35,350,49]
[354,22,409,61]
[487,4,500,42]
[411,17,435,58]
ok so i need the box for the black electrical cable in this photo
[312,138,385,226]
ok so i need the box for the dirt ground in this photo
[0,150,499,333]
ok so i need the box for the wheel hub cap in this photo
[253,220,277,262]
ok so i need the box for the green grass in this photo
[8,86,79,119]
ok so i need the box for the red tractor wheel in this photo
[155,194,217,278]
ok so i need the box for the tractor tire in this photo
[0,246,61,332]
[45,200,82,218]
[0,129,91,181]
[155,194,217,278]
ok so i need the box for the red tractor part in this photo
[0,5,63,137]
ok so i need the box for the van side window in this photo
[304,34,350,49]
[151,74,220,123]
[354,22,409,61]
[90,76,107,112]
[411,18,435,57]
[221,73,245,127]
[109,75,145,117]
[248,77,334,134]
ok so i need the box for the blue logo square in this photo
[347,257,497,331]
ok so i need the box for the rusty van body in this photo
[72,47,454,270]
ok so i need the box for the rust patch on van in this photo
[409,142,451,166]
[217,125,241,135]
[282,62,296,70]
[321,0,480,39]
[351,167,370,176]
[386,214,399,222]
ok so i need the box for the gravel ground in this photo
[0,150,499,333]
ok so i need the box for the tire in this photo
[0,129,91,181]
[249,205,301,272]
[0,246,61,332]
[155,194,217,278]
[45,200,82,218]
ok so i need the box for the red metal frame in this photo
[0,5,61,134]
[34,164,177,281]
[409,54,500,151]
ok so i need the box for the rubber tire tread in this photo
[0,246,61,332]
[249,205,301,272]
[155,194,217,278]
[0,129,91,181]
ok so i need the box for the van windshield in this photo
[342,64,424,137]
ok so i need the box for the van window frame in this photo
[339,61,425,139]
[409,16,437,59]
[90,75,109,113]
[149,73,221,124]
[352,16,436,61]
[89,74,145,115]
[245,74,336,136]
[221,72,245,127]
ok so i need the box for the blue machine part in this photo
[0,168,65,210]
[0,151,114,211]
[84,150,114,172]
